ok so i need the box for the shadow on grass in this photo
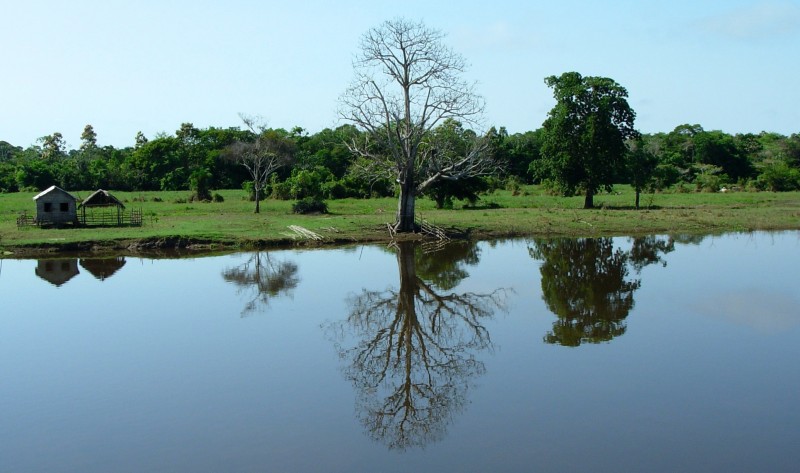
[596,204,665,211]
[461,202,504,210]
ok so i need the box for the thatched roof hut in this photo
[80,189,126,208]
[78,189,125,225]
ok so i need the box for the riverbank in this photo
[2,186,799,256]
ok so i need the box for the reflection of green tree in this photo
[414,240,481,290]
[329,241,505,450]
[221,252,299,316]
[530,236,674,346]
[628,235,675,272]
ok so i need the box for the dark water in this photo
[1,232,798,472]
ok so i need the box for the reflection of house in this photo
[33,186,78,226]
[80,257,126,281]
[35,259,80,287]
[79,189,125,226]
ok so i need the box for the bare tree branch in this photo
[339,18,489,232]
[224,114,295,213]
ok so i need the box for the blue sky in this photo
[2,0,799,149]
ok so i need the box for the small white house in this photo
[33,185,78,226]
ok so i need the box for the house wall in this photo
[35,191,77,225]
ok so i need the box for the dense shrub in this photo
[292,197,328,214]
[754,160,800,191]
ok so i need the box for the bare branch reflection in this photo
[222,252,299,316]
[329,241,506,450]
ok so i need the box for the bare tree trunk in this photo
[254,187,261,214]
[635,189,640,210]
[396,177,417,232]
[396,241,417,314]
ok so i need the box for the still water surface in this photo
[1,232,798,472]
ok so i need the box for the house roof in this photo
[33,185,77,201]
[79,189,125,208]
[35,259,80,287]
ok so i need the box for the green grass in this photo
[2,186,799,254]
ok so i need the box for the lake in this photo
[1,231,798,472]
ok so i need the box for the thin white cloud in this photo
[692,288,800,334]
[452,20,542,53]
[700,1,800,39]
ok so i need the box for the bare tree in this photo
[339,18,494,233]
[222,252,299,316]
[226,114,294,213]
[325,241,507,449]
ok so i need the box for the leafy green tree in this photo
[298,125,360,178]
[339,18,493,232]
[125,136,181,190]
[15,158,57,190]
[38,132,67,161]
[189,167,213,201]
[134,131,148,149]
[537,72,638,208]
[755,159,800,191]
[501,129,544,184]
[693,130,753,182]
[80,124,98,153]
[0,140,20,162]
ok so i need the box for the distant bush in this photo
[292,197,328,214]
[505,176,523,195]
[151,196,163,202]
[754,160,800,191]
[212,192,225,202]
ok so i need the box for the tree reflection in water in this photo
[328,241,506,450]
[221,252,299,316]
[529,236,674,346]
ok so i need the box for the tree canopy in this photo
[536,72,638,208]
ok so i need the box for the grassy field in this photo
[2,186,799,254]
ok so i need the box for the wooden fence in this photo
[17,209,143,228]
[79,208,142,227]
[16,212,36,228]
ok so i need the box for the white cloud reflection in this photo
[693,288,800,333]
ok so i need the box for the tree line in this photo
[1,121,797,196]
